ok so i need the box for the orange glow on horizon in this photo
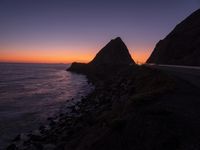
[0,49,150,64]
[131,51,150,64]
[0,49,94,64]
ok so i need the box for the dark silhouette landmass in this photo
[90,37,134,66]
[8,37,177,150]
[7,22,200,149]
[67,37,135,75]
[147,9,200,66]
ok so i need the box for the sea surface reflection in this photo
[0,63,93,149]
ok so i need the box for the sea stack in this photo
[67,37,135,73]
[147,9,200,66]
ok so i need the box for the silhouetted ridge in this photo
[147,9,200,66]
[67,37,135,73]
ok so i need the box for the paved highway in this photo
[145,63,200,146]
[146,64,200,88]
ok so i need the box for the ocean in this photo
[0,63,93,149]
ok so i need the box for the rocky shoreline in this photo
[7,65,174,150]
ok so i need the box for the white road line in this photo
[146,64,200,70]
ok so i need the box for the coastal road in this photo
[146,64,200,88]
[145,64,200,145]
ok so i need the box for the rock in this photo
[43,144,56,150]
[21,133,29,141]
[89,37,134,66]
[30,134,42,141]
[75,105,80,111]
[94,97,100,103]
[110,118,127,132]
[147,9,200,66]
[12,134,20,142]
[7,144,17,150]
[47,117,53,121]
[32,143,43,150]
[32,130,41,136]
[49,120,56,127]
[67,37,135,73]
[13,133,29,142]
[44,125,51,130]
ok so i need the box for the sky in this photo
[0,0,199,63]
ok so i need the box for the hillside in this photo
[147,9,200,66]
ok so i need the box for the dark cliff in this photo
[147,9,200,66]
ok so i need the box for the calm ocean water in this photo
[0,63,93,149]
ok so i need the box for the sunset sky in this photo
[0,0,199,63]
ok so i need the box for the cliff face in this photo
[67,37,135,73]
[147,9,200,66]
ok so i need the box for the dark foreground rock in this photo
[8,37,199,150]
[7,65,176,150]
[147,9,200,66]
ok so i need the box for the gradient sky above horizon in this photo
[0,0,199,63]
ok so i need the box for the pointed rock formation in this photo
[147,9,200,66]
[67,37,135,73]
[89,37,134,66]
